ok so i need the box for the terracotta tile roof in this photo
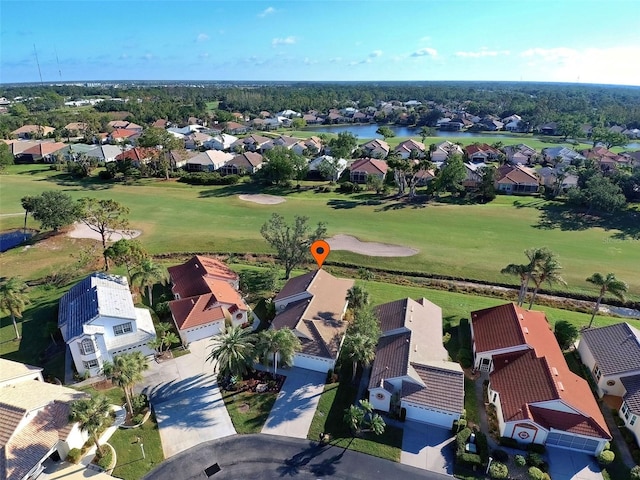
[464,143,499,156]
[152,119,168,128]
[21,142,67,157]
[168,256,238,299]
[471,303,527,353]
[620,375,640,415]
[0,403,25,445]
[368,331,411,389]
[204,277,245,306]
[580,323,640,375]
[401,363,464,413]
[170,294,226,329]
[110,128,138,139]
[115,147,157,163]
[350,158,388,175]
[529,405,608,438]
[11,125,55,136]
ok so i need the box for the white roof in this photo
[0,359,42,383]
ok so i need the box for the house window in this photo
[593,364,602,381]
[492,393,497,403]
[113,322,133,336]
[631,415,637,426]
[79,338,95,355]
[83,359,98,369]
[622,402,630,420]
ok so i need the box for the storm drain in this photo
[204,463,221,477]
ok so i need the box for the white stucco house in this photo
[271,269,354,373]
[58,273,156,378]
[204,133,238,151]
[368,298,464,428]
[168,256,248,344]
[471,303,611,455]
[0,359,89,479]
[578,323,640,445]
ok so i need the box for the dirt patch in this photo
[67,223,141,242]
[327,234,418,257]
[238,403,250,413]
[238,194,286,205]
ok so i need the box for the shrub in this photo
[492,449,509,463]
[326,369,334,384]
[66,448,82,464]
[131,394,147,414]
[96,447,113,469]
[515,454,527,467]
[597,449,615,465]
[133,413,145,425]
[457,418,468,430]
[499,437,521,449]
[526,452,545,469]
[630,465,640,480]
[603,441,611,451]
[527,443,546,454]
[458,453,482,468]
[458,318,472,349]
[457,348,473,368]
[632,449,640,464]
[456,427,472,455]
[475,431,489,462]
[489,461,509,479]
[337,181,361,193]
[528,466,549,480]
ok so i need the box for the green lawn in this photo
[307,382,403,462]
[220,388,278,434]
[109,413,164,480]
[77,385,126,405]
[1,165,638,301]
[464,377,480,427]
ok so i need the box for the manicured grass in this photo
[220,388,278,434]
[77,385,126,406]
[308,382,403,462]
[2,164,638,301]
[109,413,164,480]
[464,377,480,427]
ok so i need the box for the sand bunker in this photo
[67,223,141,242]
[238,194,286,205]
[327,234,418,257]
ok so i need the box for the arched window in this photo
[80,338,95,355]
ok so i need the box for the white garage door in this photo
[402,402,457,429]
[293,354,333,373]
[185,322,223,343]
[545,432,600,454]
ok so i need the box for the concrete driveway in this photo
[547,447,604,480]
[140,339,236,458]
[261,367,326,439]
[401,421,455,474]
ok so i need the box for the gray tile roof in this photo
[581,323,640,375]
[375,299,407,333]
[58,273,135,340]
[401,363,464,413]
[621,375,640,415]
[369,332,411,389]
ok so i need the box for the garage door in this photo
[185,322,223,343]
[545,432,600,454]
[402,402,456,429]
[292,354,333,373]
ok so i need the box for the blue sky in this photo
[1,0,639,85]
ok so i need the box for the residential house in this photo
[302,113,322,125]
[539,122,558,136]
[431,141,464,163]
[307,155,348,181]
[580,147,626,172]
[230,134,271,153]
[85,144,127,163]
[464,143,501,163]
[292,136,323,156]
[495,165,539,194]
[62,122,88,137]
[463,162,485,189]
[368,298,464,428]
[11,125,55,139]
[169,149,199,169]
[59,143,97,161]
[107,121,143,132]
[167,124,205,137]
[414,168,436,186]
[537,167,578,192]
[0,359,89,480]
[2,139,39,157]
[185,150,234,172]
[109,128,140,143]
[394,139,426,159]
[577,323,640,445]
[502,114,522,132]
[623,128,640,139]
[271,270,354,373]
[439,117,472,131]
[471,303,611,454]
[478,119,504,132]
[542,146,585,166]
[185,132,213,150]
[219,152,264,175]
[115,146,157,167]
[349,158,388,184]
[224,121,250,135]
[152,119,169,129]
[204,133,238,151]
[263,135,298,151]
[168,256,248,344]
[504,144,538,165]
[621,151,640,166]
[58,273,157,377]
[361,139,390,159]
[20,142,67,162]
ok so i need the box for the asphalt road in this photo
[143,433,451,480]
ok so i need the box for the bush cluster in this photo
[499,436,521,449]
[515,454,527,466]
[630,465,640,480]
[526,452,547,472]
[597,449,615,465]
[96,447,113,469]
[179,172,240,185]
[66,448,82,464]
[489,461,509,479]
[337,181,362,193]
[528,466,550,480]
[492,449,509,463]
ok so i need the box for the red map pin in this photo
[310,240,330,269]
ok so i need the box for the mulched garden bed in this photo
[221,370,285,393]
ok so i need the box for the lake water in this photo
[0,230,33,252]
[304,124,510,140]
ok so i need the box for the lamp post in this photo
[486,456,493,475]
[140,442,145,460]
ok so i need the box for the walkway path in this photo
[600,404,636,468]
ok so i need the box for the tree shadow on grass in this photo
[39,172,114,190]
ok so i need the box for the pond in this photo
[0,230,33,252]
[303,123,513,140]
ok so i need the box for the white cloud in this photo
[455,49,510,58]
[329,57,342,63]
[369,50,383,58]
[520,47,576,61]
[272,36,296,47]
[410,47,438,58]
[304,57,318,65]
[196,33,209,42]
[141,53,153,61]
[419,36,431,43]
[258,6,275,17]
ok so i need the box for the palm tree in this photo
[0,277,30,340]
[102,351,149,415]
[521,248,550,307]
[500,263,528,305]
[346,285,370,311]
[69,395,112,457]
[131,259,167,306]
[162,331,180,353]
[20,195,36,239]
[528,253,567,309]
[341,332,377,381]
[256,328,301,376]
[586,273,628,328]
[207,325,256,380]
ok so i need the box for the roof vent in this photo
[414,345,418,352]
[518,313,524,320]
[552,367,559,376]
[523,327,529,334]
[557,381,564,391]
[409,315,413,322]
